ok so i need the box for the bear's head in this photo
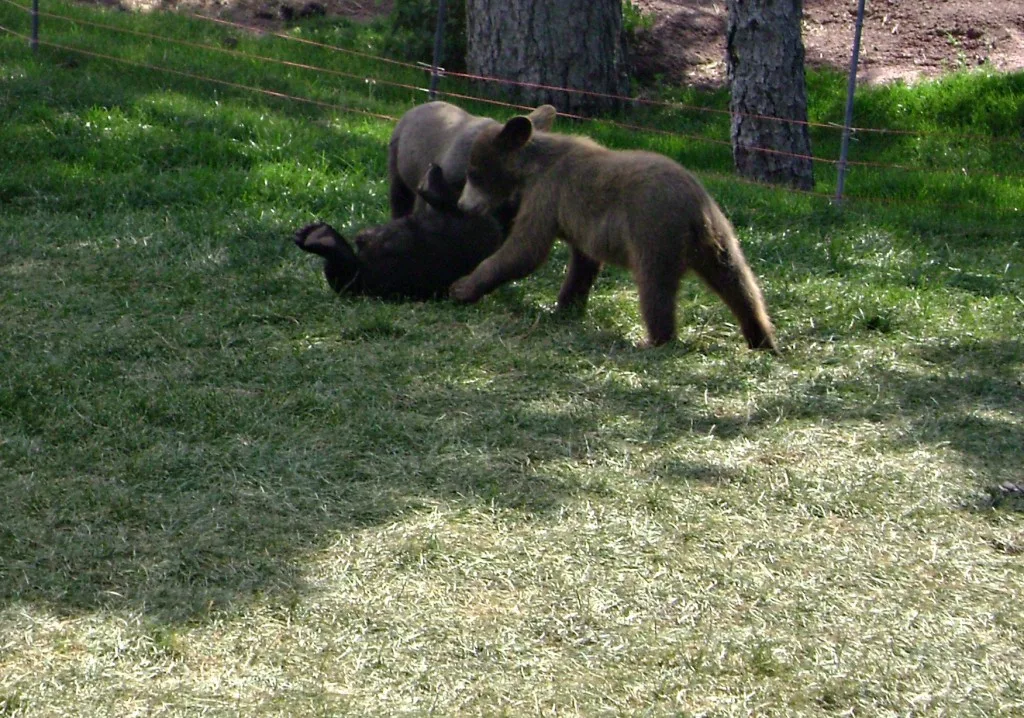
[351,221,423,296]
[353,219,422,267]
[457,115,534,217]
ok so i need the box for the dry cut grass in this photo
[1,2,1023,715]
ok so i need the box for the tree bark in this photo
[727,0,815,189]
[465,0,629,116]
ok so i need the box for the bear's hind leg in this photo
[634,263,682,347]
[295,223,342,257]
[387,134,415,219]
[294,223,362,294]
[389,178,416,219]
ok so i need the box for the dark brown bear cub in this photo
[452,116,779,352]
[295,165,503,301]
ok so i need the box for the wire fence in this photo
[1,0,1022,223]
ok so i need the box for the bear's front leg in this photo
[556,248,602,312]
[450,273,485,303]
[450,221,557,303]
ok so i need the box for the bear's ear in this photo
[416,163,457,212]
[495,116,533,153]
[527,104,557,132]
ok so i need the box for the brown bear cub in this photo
[388,100,557,225]
[295,165,503,301]
[452,115,780,352]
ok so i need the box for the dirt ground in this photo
[115,0,1024,88]
[631,0,1024,87]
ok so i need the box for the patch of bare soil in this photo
[110,0,1024,87]
[631,0,1024,87]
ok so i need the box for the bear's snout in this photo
[457,181,490,216]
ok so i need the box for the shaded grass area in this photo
[1,2,1023,715]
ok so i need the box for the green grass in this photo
[1,2,1023,715]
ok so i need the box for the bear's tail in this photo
[689,203,780,353]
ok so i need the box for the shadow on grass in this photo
[2,15,1022,625]
[0,227,782,623]
[4,207,1023,623]
[751,335,1023,513]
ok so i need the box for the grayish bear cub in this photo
[388,101,557,218]
[452,115,780,352]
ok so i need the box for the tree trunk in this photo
[727,0,815,189]
[465,0,629,116]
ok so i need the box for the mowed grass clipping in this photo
[1,2,1023,716]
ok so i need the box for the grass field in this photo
[1,2,1023,715]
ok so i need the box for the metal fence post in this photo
[835,0,867,204]
[428,0,447,99]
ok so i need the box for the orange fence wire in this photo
[1,0,1021,220]
[176,7,1024,147]
[0,23,400,122]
